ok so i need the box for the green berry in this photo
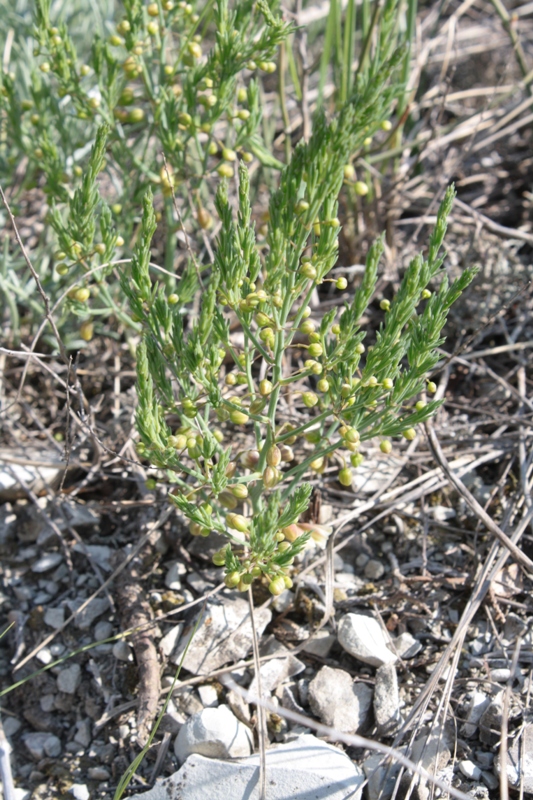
[225,571,241,588]
[382,378,394,390]
[380,440,392,454]
[269,577,286,596]
[380,299,390,311]
[354,181,369,196]
[259,379,273,396]
[427,381,437,394]
[212,551,226,566]
[415,401,426,411]
[307,343,323,358]
[336,277,347,290]
[302,392,318,408]
[229,409,249,425]
[339,467,352,487]
[226,513,249,532]
[317,379,329,393]
[350,452,365,468]
[403,428,416,440]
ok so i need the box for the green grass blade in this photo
[341,0,357,103]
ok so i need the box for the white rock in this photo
[160,624,183,657]
[36,647,53,665]
[338,613,397,667]
[491,668,511,682]
[69,785,90,800]
[301,630,336,658]
[271,589,293,613]
[309,666,373,734]
[32,552,63,573]
[57,663,82,694]
[172,597,271,675]
[67,597,109,630]
[198,684,219,708]
[133,734,365,799]
[165,563,182,591]
[374,663,401,734]
[13,790,30,800]
[459,760,482,781]
[462,691,490,738]
[174,704,253,764]
[429,505,456,521]
[44,607,64,629]
[391,631,422,659]
[113,640,133,662]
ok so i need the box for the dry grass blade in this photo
[0,716,15,800]
[248,587,267,800]
[426,423,533,572]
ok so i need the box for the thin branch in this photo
[248,587,267,800]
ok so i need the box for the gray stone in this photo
[187,571,214,593]
[479,692,504,746]
[374,663,401,734]
[338,613,396,667]
[43,734,62,757]
[249,639,305,695]
[172,596,271,675]
[72,543,112,571]
[93,620,113,641]
[69,785,90,800]
[32,552,63,573]
[44,607,64,629]
[113,640,133,662]
[160,624,183,657]
[88,767,111,780]
[462,691,490,738]
[301,629,336,658]
[351,456,399,495]
[3,716,21,737]
[132,734,365,799]
[491,668,511,682]
[391,631,422,659]
[174,704,253,764]
[74,719,92,747]
[57,663,82,694]
[480,770,499,790]
[40,694,56,713]
[66,597,109,630]
[271,589,293,614]
[364,560,385,581]
[24,732,52,760]
[495,723,533,793]
[459,760,482,781]
[363,751,405,800]
[309,665,373,734]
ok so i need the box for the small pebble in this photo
[94,621,113,641]
[36,647,53,665]
[364,560,385,580]
[198,684,219,708]
[113,640,133,662]
[40,694,56,713]
[70,785,90,800]
[481,771,499,790]
[44,607,65,629]
[44,734,62,757]
[57,663,82,694]
[87,767,111,781]
[32,552,63,573]
[356,553,370,568]
[491,668,511,682]
[165,563,182,591]
[459,760,482,781]
[3,717,21,737]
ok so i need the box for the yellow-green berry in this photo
[336,277,347,290]
[380,440,392,454]
[427,381,437,394]
[302,391,318,408]
[403,428,416,440]
[168,293,179,304]
[229,409,249,425]
[217,163,233,178]
[74,287,90,302]
[307,343,323,358]
[350,452,365,467]
[380,299,390,311]
[226,513,249,532]
[382,378,394,390]
[339,467,353,487]
[354,181,369,196]
[225,571,241,588]
[415,401,426,411]
[269,577,286,596]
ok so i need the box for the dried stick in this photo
[248,587,267,800]
[426,423,533,572]
[115,549,161,744]
[0,717,15,800]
